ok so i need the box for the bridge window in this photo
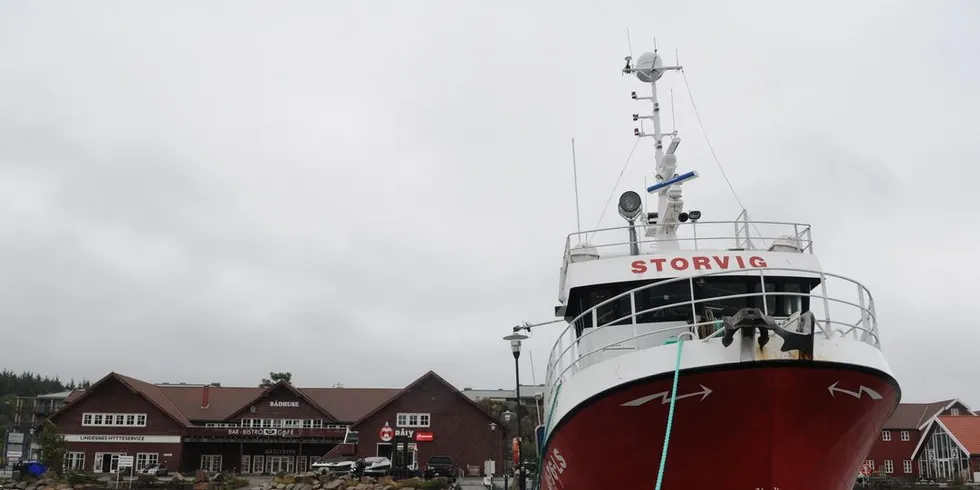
[633,281,693,324]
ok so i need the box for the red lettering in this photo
[749,256,767,267]
[712,256,730,269]
[630,260,648,274]
[735,256,746,268]
[649,258,666,272]
[670,257,689,270]
[692,256,711,270]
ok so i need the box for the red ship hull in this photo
[539,361,899,490]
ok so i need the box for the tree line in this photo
[0,369,91,397]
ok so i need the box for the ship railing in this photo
[545,267,877,406]
[563,219,814,260]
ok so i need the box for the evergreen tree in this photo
[259,372,292,387]
[38,419,67,473]
[0,369,92,437]
[0,369,89,397]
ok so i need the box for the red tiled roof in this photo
[351,370,502,428]
[937,416,980,455]
[48,373,191,428]
[52,372,404,425]
[302,388,401,423]
[116,374,192,426]
[158,385,263,421]
[883,400,952,429]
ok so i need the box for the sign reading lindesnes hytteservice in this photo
[64,434,181,444]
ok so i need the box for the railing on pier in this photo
[545,267,877,410]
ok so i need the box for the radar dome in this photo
[634,52,664,83]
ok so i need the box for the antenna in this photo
[529,350,538,385]
[670,88,676,133]
[571,138,583,244]
[625,27,634,60]
[625,43,691,250]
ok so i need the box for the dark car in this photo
[423,455,456,480]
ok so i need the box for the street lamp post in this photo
[503,330,529,490]
[488,422,497,479]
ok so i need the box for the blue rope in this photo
[655,337,685,490]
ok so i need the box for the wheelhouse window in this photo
[566,276,815,336]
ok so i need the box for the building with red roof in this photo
[46,371,507,476]
[911,415,980,482]
[863,399,976,481]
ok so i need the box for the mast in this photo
[623,49,694,251]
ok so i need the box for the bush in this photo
[417,477,448,489]
[220,476,249,490]
[65,471,102,485]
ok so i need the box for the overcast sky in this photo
[1,1,977,407]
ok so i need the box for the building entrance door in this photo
[94,453,122,473]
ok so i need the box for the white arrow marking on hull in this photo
[621,385,712,407]
[828,381,883,400]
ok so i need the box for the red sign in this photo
[512,437,520,465]
[630,255,767,274]
[414,431,433,442]
[860,463,872,476]
[379,423,394,442]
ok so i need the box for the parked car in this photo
[423,455,456,481]
[140,464,169,477]
[310,456,358,475]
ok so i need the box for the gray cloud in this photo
[0,1,977,407]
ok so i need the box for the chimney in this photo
[201,385,210,409]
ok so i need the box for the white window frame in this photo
[396,412,431,428]
[82,412,147,427]
[903,460,912,474]
[201,455,222,472]
[900,430,910,441]
[881,430,891,441]
[64,452,85,471]
[883,460,893,474]
[865,460,874,471]
[950,408,960,416]
[136,453,159,471]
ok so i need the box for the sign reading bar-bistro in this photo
[226,428,301,437]
[64,434,181,444]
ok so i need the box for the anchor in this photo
[720,307,815,359]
